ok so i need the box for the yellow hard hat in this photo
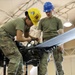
[28,8,41,25]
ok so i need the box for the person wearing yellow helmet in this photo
[0,7,41,75]
[28,8,41,25]
[25,8,41,26]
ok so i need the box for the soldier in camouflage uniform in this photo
[0,8,41,75]
[38,2,64,75]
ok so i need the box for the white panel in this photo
[63,57,71,75]
[48,60,56,75]
[30,66,38,75]
[71,57,75,75]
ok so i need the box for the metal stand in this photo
[25,59,39,75]
[25,63,28,75]
[3,56,7,75]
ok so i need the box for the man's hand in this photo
[31,38,39,41]
[27,37,32,42]
[57,45,64,53]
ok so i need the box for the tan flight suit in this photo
[38,16,64,75]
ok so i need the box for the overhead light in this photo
[63,13,72,27]
[63,21,72,27]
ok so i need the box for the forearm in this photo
[58,29,64,52]
[16,36,31,42]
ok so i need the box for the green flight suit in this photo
[0,18,30,75]
[38,16,64,75]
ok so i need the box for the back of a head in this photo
[43,2,54,12]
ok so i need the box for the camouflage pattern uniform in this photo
[38,16,64,75]
[0,18,30,75]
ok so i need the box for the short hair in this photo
[25,11,31,20]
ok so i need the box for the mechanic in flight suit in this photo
[0,8,41,75]
[38,2,64,75]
